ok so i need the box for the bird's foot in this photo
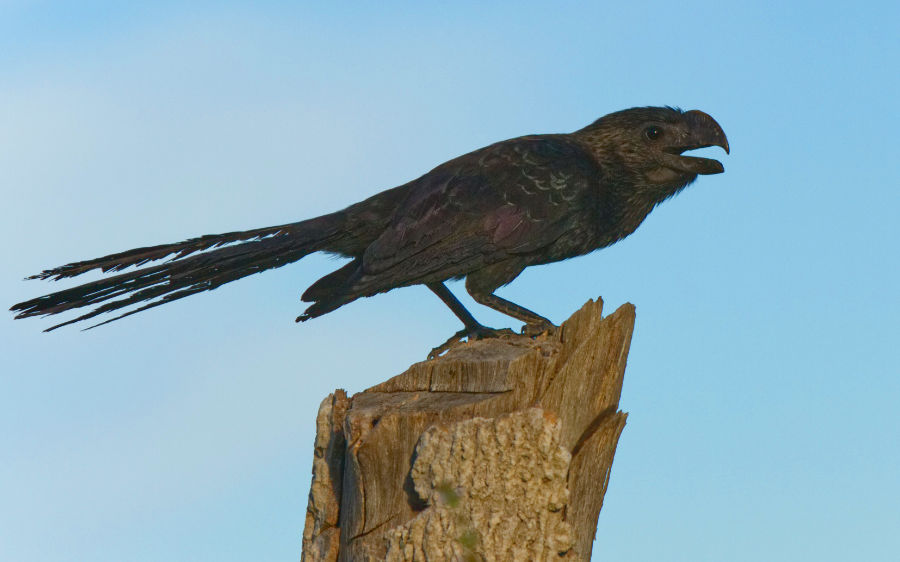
[427,326,516,360]
[521,320,557,338]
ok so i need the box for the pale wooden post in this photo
[302,298,633,561]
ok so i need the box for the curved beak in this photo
[684,110,729,154]
[661,110,730,175]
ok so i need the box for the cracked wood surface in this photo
[302,298,633,561]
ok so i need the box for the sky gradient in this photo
[2,2,898,561]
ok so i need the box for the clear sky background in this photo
[1,2,898,561]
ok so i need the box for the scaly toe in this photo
[428,329,468,360]
[522,321,557,337]
[427,326,516,359]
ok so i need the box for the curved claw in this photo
[521,320,557,337]
[427,326,516,360]
[428,328,468,360]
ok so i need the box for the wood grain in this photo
[302,298,634,561]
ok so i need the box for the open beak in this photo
[661,110,730,175]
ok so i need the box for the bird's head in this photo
[576,106,729,200]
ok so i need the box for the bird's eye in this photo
[644,126,662,141]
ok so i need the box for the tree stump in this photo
[302,298,634,561]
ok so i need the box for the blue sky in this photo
[1,2,898,560]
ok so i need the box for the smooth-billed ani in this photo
[11,106,729,354]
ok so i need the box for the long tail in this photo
[11,212,347,331]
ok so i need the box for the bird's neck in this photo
[594,162,695,248]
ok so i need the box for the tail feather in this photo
[27,223,301,281]
[11,213,347,330]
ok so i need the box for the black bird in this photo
[11,106,728,355]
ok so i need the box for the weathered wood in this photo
[302,298,634,561]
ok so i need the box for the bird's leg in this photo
[427,282,483,332]
[464,279,556,337]
[426,282,514,359]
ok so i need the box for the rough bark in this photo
[302,298,633,561]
